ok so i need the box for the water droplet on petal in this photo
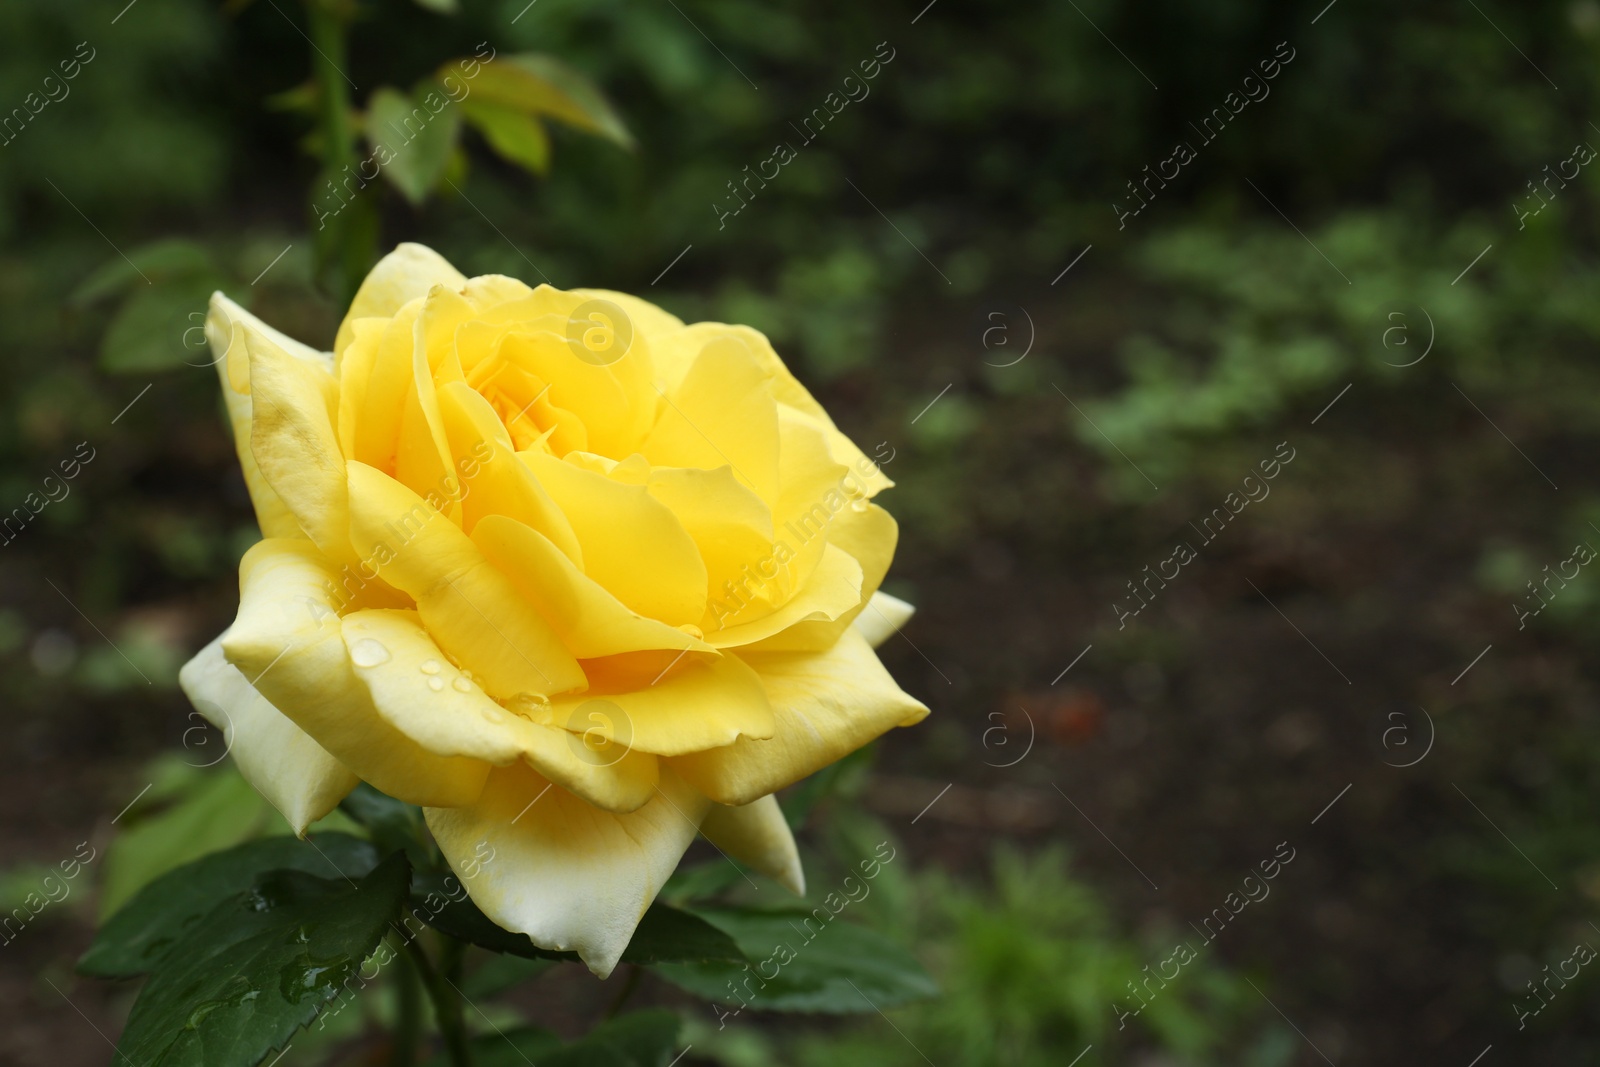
[480,706,504,724]
[420,659,442,675]
[349,639,390,668]
[461,669,473,680]
[427,677,444,692]
[452,676,473,693]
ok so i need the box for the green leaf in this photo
[412,0,458,11]
[97,762,284,919]
[461,98,550,175]
[660,858,746,906]
[338,783,434,870]
[621,902,752,965]
[80,832,379,978]
[97,276,223,373]
[114,853,411,1067]
[653,907,938,1013]
[72,238,218,305]
[462,53,634,149]
[364,86,463,205]
[411,870,745,964]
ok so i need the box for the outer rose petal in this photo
[700,795,805,895]
[425,762,710,978]
[340,608,658,813]
[221,539,491,808]
[850,591,917,649]
[203,293,321,540]
[334,243,467,357]
[245,325,356,566]
[671,628,929,806]
[178,633,358,833]
[566,287,686,339]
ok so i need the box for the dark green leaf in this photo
[411,870,745,964]
[412,0,458,11]
[464,54,633,149]
[338,783,433,869]
[364,86,463,205]
[653,907,938,1013]
[81,832,379,978]
[461,99,550,175]
[114,853,411,1067]
[659,858,746,907]
[619,901,748,965]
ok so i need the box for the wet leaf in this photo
[114,853,410,1067]
[82,831,379,977]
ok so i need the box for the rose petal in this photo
[745,501,899,652]
[529,649,775,757]
[700,795,805,895]
[334,243,466,357]
[672,628,928,806]
[179,633,358,834]
[521,451,709,626]
[435,381,582,563]
[245,325,355,565]
[850,591,917,649]
[638,333,780,505]
[425,762,709,977]
[202,294,322,539]
[345,462,587,699]
[341,608,657,812]
[471,514,713,660]
[220,539,490,807]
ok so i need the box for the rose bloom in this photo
[178,244,926,975]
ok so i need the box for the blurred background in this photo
[4,0,1600,1063]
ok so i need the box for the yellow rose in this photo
[177,243,927,976]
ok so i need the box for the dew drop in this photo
[427,677,445,692]
[507,692,553,720]
[349,639,390,668]
[420,659,442,675]
[480,706,504,724]
[452,676,473,693]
